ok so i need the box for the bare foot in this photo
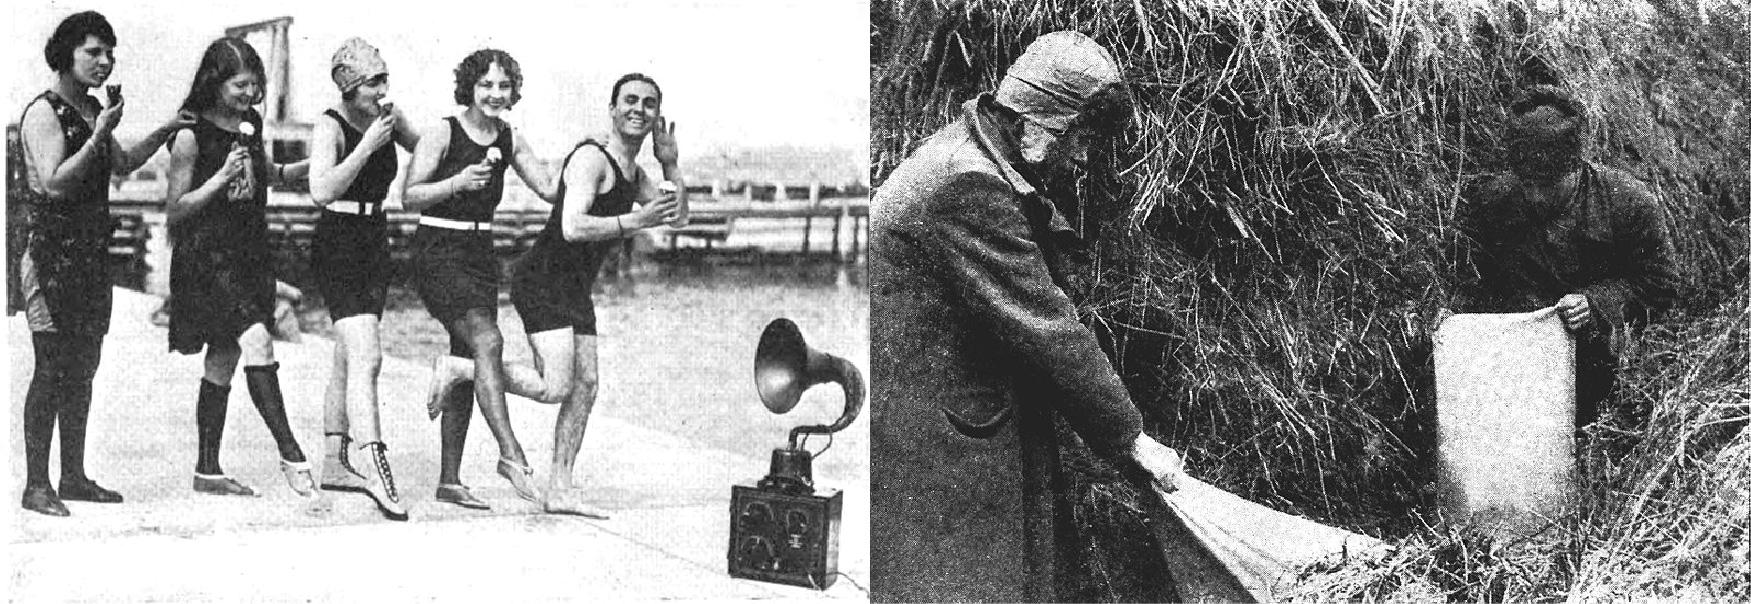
[425,358,454,420]
[544,492,609,519]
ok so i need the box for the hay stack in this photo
[874,0,1748,598]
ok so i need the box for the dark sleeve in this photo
[921,171,1144,456]
[1582,178,1680,326]
[1449,176,1499,313]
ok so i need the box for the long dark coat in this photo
[870,96,1146,603]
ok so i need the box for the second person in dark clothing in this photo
[1449,84,1680,435]
[306,37,421,521]
[162,36,317,504]
[402,48,558,509]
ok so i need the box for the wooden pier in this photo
[99,186,869,276]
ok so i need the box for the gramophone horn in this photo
[753,319,865,447]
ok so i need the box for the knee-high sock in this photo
[56,335,103,481]
[438,380,475,485]
[244,363,306,464]
[23,334,67,487]
[195,379,231,475]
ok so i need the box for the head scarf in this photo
[994,31,1123,132]
[330,37,387,93]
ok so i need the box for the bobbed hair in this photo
[44,11,117,72]
[452,49,523,108]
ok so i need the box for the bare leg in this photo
[505,328,575,404]
[545,335,606,518]
[320,331,364,490]
[447,309,538,502]
[447,310,525,463]
[437,381,474,486]
[334,315,384,444]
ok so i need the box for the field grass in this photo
[873,0,1748,599]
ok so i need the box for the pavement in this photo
[4,288,870,602]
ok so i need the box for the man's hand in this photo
[651,116,679,167]
[634,193,679,229]
[1128,433,1185,493]
[1556,293,1592,331]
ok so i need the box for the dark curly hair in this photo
[44,11,116,72]
[608,73,661,107]
[177,37,266,113]
[453,49,522,108]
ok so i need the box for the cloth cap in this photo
[330,38,387,93]
[995,31,1123,132]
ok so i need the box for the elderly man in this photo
[1451,85,1680,435]
[871,32,1185,602]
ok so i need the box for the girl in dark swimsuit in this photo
[162,37,318,506]
[306,37,421,521]
[401,49,558,508]
[16,10,194,516]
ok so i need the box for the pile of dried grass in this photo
[874,0,1748,599]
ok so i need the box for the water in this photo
[304,257,871,482]
[134,208,870,482]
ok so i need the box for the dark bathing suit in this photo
[17,90,113,336]
[410,116,513,354]
[167,111,275,354]
[510,140,641,335]
[311,108,398,319]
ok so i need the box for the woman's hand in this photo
[451,161,493,192]
[209,146,249,190]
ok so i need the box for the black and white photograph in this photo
[6,0,869,600]
[870,0,1745,601]
[9,0,1751,602]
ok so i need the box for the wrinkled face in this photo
[218,71,264,113]
[1019,120,1092,175]
[472,62,514,117]
[351,74,390,115]
[611,80,661,138]
[69,35,115,88]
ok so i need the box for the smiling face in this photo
[217,71,263,114]
[68,35,115,89]
[472,62,515,117]
[350,74,390,116]
[611,79,661,138]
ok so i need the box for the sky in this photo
[7,0,869,161]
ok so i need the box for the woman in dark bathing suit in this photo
[162,36,318,506]
[306,37,421,521]
[16,10,194,516]
[401,48,558,508]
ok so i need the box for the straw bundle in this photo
[874,0,1747,598]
